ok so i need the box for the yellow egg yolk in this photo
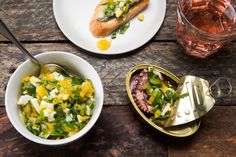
[97,39,111,51]
[138,13,144,21]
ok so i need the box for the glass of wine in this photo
[176,0,236,58]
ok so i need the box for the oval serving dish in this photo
[126,64,201,137]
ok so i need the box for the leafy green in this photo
[69,95,80,104]
[54,122,64,133]
[111,22,130,39]
[147,69,162,86]
[165,90,175,100]
[67,121,77,129]
[78,123,86,130]
[150,77,162,86]
[50,132,64,137]
[165,90,188,101]
[119,22,130,34]
[72,77,84,85]
[23,82,36,96]
[69,106,78,116]
[54,105,65,121]
[40,109,45,120]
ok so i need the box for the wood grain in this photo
[0,0,65,41]
[0,0,176,42]
[0,42,235,106]
[0,106,168,157]
[1,106,235,157]
[168,106,236,157]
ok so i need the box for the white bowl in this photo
[5,51,104,145]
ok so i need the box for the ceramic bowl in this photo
[5,51,104,145]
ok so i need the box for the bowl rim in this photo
[5,51,104,145]
[126,64,201,137]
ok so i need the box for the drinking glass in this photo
[176,0,236,58]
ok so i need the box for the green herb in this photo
[40,109,45,119]
[111,31,118,39]
[151,115,169,124]
[72,77,84,85]
[23,82,36,96]
[67,121,77,129]
[50,132,64,137]
[69,95,81,104]
[119,22,130,34]
[165,90,188,101]
[150,77,162,86]
[78,123,86,130]
[54,122,64,133]
[69,107,78,116]
[111,22,130,39]
[147,69,162,86]
[54,106,65,121]
[178,93,189,98]
[165,90,175,101]
[144,82,153,94]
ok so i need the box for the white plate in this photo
[53,0,166,55]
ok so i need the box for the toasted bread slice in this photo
[90,0,149,38]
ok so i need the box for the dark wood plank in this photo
[168,106,236,157]
[0,0,176,42]
[0,0,65,41]
[1,106,235,157]
[155,0,177,41]
[0,42,235,106]
[0,106,168,157]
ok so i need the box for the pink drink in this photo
[176,0,236,58]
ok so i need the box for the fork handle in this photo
[0,19,40,65]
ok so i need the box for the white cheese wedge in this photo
[86,106,92,116]
[66,114,73,122]
[40,100,54,110]
[50,88,58,98]
[30,76,41,87]
[18,95,33,105]
[30,98,40,113]
[63,108,70,114]
[77,115,89,123]
[43,108,56,122]
[51,72,64,81]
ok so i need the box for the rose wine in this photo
[176,0,236,58]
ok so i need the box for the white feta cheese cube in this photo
[40,100,54,110]
[50,88,58,98]
[51,72,64,81]
[29,76,41,87]
[30,98,40,113]
[63,108,70,114]
[43,108,56,122]
[18,95,33,105]
[86,106,92,116]
[65,114,73,122]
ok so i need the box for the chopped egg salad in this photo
[18,70,95,139]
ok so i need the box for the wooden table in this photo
[0,0,235,156]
